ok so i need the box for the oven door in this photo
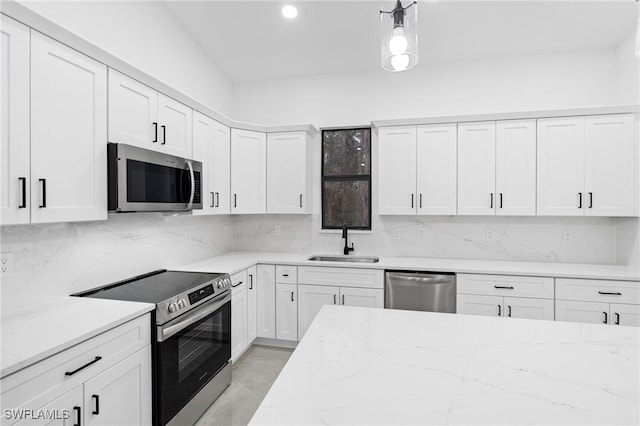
[155,291,231,425]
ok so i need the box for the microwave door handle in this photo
[186,160,195,209]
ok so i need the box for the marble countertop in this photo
[0,297,154,379]
[174,251,640,281]
[250,305,640,425]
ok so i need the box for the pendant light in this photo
[380,0,418,72]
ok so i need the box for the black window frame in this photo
[321,127,372,231]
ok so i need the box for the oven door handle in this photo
[186,160,195,210]
[157,292,230,342]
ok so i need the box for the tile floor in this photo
[195,345,294,426]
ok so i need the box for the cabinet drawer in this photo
[298,267,384,289]
[556,278,640,304]
[231,270,247,290]
[276,265,297,284]
[457,274,554,299]
[1,314,150,424]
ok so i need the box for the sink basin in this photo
[307,255,380,263]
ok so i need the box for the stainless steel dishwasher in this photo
[385,271,456,313]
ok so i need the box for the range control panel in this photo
[189,284,214,305]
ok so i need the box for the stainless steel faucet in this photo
[342,224,354,255]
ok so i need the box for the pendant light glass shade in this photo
[380,1,418,72]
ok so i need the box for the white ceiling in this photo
[163,1,638,83]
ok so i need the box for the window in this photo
[321,128,371,230]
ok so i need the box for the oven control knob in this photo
[168,302,178,313]
[217,281,223,289]
[177,299,186,309]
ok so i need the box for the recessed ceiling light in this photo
[282,5,298,19]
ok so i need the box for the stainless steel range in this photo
[74,270,232,426]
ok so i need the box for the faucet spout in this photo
[342,224,354,255]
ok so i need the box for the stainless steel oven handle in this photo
[158,291,230,342]
[186,160,195,209]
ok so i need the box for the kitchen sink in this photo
[307,255,380,263]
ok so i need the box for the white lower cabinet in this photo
[247,266,257,344]
[297,285,384,339]
[275,283,298,341]
[256,265,276,339]
[555,278,640,327]
[231,270,248,361]
[83,346,152,426]
[456,274,555,321]
[457,294,553,320]
[1,315,151,426]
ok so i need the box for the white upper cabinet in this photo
[495,120,537,216]
[157,93,192,158]
[267,131,311,214]
[231,129,266,214]
[0,16,30,225]
[30,32,107,224]
[378,126,417,215]
[538,114,637,217]
[192,112,230,215]
[584,114,637,217]
[108,69,192,158]
[457,122,496,215]
[537,117,585,216]
[416,124,457,215]
[211,121,232,214]
[108,69,157,149]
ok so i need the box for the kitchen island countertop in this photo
[249,305,639,425]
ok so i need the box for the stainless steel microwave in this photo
[108,143,202,212]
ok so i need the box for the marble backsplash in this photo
[0,213,233,315]
[232,214,625,265]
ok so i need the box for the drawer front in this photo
[556,278,640,304]
[298,266,384,289]
[457,274,554,299]
[231,270,247,290]
[1,314,150,424]
[276,265,297,284]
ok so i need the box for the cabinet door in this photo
[13,385,83,426]
[495,120,536,216]
[610,303,640,327]
[231,281,248,361]
[297,284,338,339]
[275,283,298,341]
[192,111,215,214]
[339,287,384,309]
[377,126,417,215]
[211,121,231,214]
[0,16,30,225]
[585,114,637,217]
[416,124,457,215]
[457,122,496,215]
[230,129,266,214]
[247,266,258,343]
[107,69,157,148]
[157,93,192,158]
[503,297,554,321]
[555,300,609,325]
[456,294,503,317]
[537,117,585,216]
[30,32,107,224]
[84,346,152,426]
[267,132,308,213]
[256,265,276,339]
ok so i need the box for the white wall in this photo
[232,49,621,128]
[616,33,640,105]
[18,0,234,116]
[0,214,233,315]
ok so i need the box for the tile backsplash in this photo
[0,213,232,314]
[232,214,622,265]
